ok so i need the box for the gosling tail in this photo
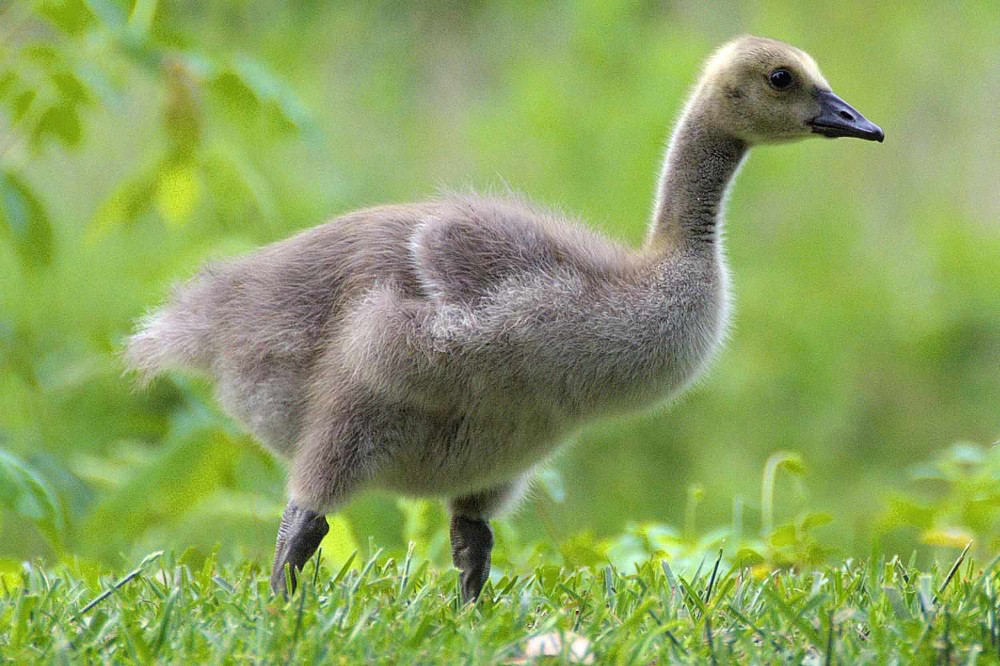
[124,274,217,385]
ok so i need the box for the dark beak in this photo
[809,90,884,142]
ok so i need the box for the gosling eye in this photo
[768,68,794,90]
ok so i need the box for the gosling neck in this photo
[647,106,747,252]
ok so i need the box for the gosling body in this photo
[126,36,882,600]
[130,196,725,496]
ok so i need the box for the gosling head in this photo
[693,35,884,145]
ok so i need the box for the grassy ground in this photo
[2,545,997,664]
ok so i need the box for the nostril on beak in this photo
[838,110,854,121]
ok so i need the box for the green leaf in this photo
[12,89,36,121]
[38,0,95,35]
[0,72,16,100]
[775,453,806,476]
[51,70,92,106]
[207,57,314,135]
[800,512,833,532]
[880,495,935,530]
[89,164,160,234]
[0,171,54,267]
[31,103,83,148]
[199,147,277,228]
[768,524,798,548]
[734,547,765,566]
[231,55,313,131]
[0,449,66,552]
[23,45,61,66]
[206,70,257,125]
[154,160,201,226]
[127,0,157,36]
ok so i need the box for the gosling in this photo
[126,36,883,601]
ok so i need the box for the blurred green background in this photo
[2,0,999,571]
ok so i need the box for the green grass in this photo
[3,545,997,664]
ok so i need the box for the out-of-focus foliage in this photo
[882,442,1000,555]
[1,1,998,569]
[0,448,65,553]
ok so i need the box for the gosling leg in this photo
[269,502,329,596]
[449,478,527,603]
[275,403,380,596]
[450,514,494,603]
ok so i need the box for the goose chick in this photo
[126,35,883,601]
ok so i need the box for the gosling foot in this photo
[269,502,329,596]
[450,514,494,603]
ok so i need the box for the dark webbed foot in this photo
[450,514,494,603]
[270,503,329,596]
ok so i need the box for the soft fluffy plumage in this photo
[126,35,882,600]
